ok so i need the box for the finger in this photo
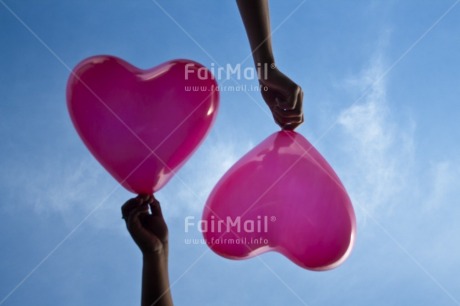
[271,107,284,128]
[121,196,144,219]
[273,114,302,130]
[282,114,304,130]
[275,86,301,111]
[123,194,153,216]
[298,88,304,109]
[281,89,304,129]
[277,88,300,110]
[126,203,149,231]
[272,106,302,119]
[147,194,154,204]
[272,109,303,130]
[149,196,163,218]
[274,116,303,130]
[138,194,152,203]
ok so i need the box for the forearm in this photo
[236,0,275,65]
[141,253,173,306]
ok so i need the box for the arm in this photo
[236,0,304,130]
[122,195,173,306]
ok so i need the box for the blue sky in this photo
[1,0,460,305]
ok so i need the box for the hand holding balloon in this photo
[259,66,304,130]
[122,195,173,306]
[122,195,168,255]
[236,0,304,130]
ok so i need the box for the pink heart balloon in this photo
[67,55,219,194]
[202,131,356,270]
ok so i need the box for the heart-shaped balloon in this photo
[202,131,356,270]
[67,56,219,194]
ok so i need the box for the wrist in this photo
[142,253,168,274]
[254,56,274,69]
[257,61,276,82]
[142,244,168,261]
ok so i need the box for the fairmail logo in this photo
[184,215,276,234]
[184,62,273,81]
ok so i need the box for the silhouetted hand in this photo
[122,194,168,255]
[259,66,304,130]
[122,195,173,305]
[236,0,304,130]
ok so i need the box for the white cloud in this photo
[162,138,254,216]
[424,161,460,211]
[1,153,121,230]
[337,53,415,219]
[333,44,460,296]
[0,132,254,231]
